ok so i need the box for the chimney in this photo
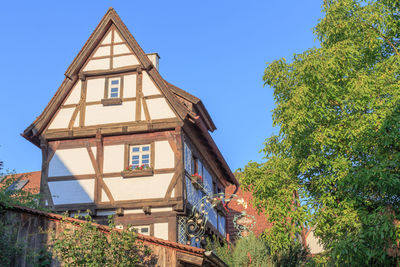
[147,53,160,71]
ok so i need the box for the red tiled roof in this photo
[2,171,41,194]
[10,204,205,256]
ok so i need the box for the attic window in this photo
[108,78,120,98]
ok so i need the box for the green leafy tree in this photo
[51,215,152,266]
[206,234,309,266]
[241,0,400,265]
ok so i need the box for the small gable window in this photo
[108,78,121,98]
[130,144,151,168]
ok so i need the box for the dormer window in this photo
[108,78,121,98]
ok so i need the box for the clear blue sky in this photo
[0,1,323,174]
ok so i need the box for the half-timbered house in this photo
[22,8,238,245]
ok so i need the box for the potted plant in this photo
[121,164,153,178]
[190,173,203,189]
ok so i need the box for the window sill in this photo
[190,177,203,190]
[121,169,153,178]
[101,98,122,106]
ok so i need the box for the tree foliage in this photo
[51,215,152,266]
[206,234,309,267]
[241,0,400,265]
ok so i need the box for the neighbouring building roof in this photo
[1,171,41,194]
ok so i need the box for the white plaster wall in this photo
[101,189,110,202]
[49,179,95,205]
[113,44,130,55]
[152,207,173,212]
[103,145,124,173]
[104,173,173,201]
[101,31,112,45]
[124,207,173,214]
[86,78,105,102]
[48,108,75,129]
[93,46,111,57]
[124,209,142,214]
[142,72,160,96]
[123,74,136,98]
[64,80,81,105]
[48,147,96,177]
[114,31,123,43]
[113,55,139,68]
[147,98,176,120]
[171,188,175,197]
[84,58,110,71]
[141,104,146,121]
[85,102,135,126]
[155,141,174,169]
[154,222,168,240]
[307,230,324,254]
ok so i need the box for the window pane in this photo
[141,228,149,233]
[142,160,149,164]
[111,87,118,93]
[110,93,118,98]
[142,146,150,151]
[111,80,119,85]
[142,154,149,159]
[132,147,140,152]
[131,160,139,165]
[132,155,139,160]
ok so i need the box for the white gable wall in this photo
[49,179,95,205]
[93,46,111,57]
[85,102,136,126]
[86,78,106,102]
[64,80,81,105]
[113,55,139,68]
[142,72,160,96]
[101,31,112,45]
[48,147,96,177]
[155,141,175,169]
[123,74,136,98]
[48,108,75,129]
[113,44,130,55]
[84,58,110,71]
[104,173,173,201]
[147,98,176,119]
[103,145,125,173]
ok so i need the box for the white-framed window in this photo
[108,77,121,98]
[130,144,151,168]
[129,225,150,236]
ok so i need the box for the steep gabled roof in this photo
[22,8,192,145]
[165,80,216,132]
[21,8,237,186]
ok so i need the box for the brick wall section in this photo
[225,185,272,242]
